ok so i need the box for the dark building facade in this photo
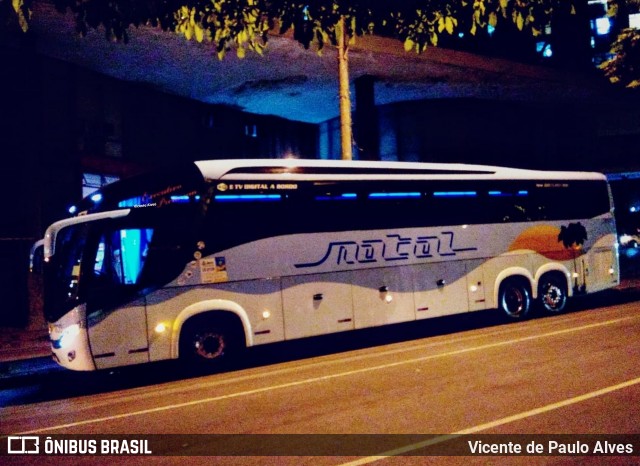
[3,1,640,326]
[0,46,318,326]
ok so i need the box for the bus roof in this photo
[194,159,607,182]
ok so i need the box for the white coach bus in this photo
[43,159,619,371]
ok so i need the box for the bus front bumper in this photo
[49,310,96,371]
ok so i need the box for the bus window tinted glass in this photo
[93,229,154,286]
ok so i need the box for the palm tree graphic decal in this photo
[558,222,588,293]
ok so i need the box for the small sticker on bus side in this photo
[201,257,228,283]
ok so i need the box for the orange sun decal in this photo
[508,225,584,261]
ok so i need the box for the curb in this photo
[0,356,62,383]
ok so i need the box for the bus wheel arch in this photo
[497,275,532,320]
[172,300,253,361]
[537,271,569,313]
[177,310,246,368]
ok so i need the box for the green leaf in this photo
[404,38,414,52]
[628,80,640,89]
[194,24,204,43]
[489,12,497,28]
[11,0,29,32]
[445,17,455,35]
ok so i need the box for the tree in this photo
[600,0,640,89]
[601,27,640,88]
[5,0,576,159]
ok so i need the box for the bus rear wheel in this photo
[538,276,568,313]
[498,278,531,320]
[179,315,243,371]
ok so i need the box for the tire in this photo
[538,275,568,313]
[179,315,244,371]
[498,278,531,320]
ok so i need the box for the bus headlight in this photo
[57,324,80,349]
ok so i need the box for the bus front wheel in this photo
[179,315,244,370]
[498,278,531,320]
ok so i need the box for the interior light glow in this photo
[90,193,103,203]
[169,195,200,203]
[369,192,421,199]
[595,17,611,35]
[68,205,77,215]
[316,193,357,201]
[433,191,477,197]
[214,194,281,202]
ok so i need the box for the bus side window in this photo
[92,229,154,287]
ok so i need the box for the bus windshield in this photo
[44,208,196,323]
[45,219,157,323]
[44,222,90,322]
[45,222,155,322]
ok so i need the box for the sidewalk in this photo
[0,324,56,382]
[0,324,50,363]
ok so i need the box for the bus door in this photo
[581,247,617,294]
[85,227,152,369]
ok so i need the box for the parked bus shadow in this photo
[2,287,638,407]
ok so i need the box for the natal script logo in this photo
[295,231,477,269]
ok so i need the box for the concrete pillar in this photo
[354,75,380,161]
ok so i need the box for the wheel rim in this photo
[502,286,528,317]
[193,332,226,359]
[542,283,565,312]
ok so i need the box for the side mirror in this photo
[30,239,45,274]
